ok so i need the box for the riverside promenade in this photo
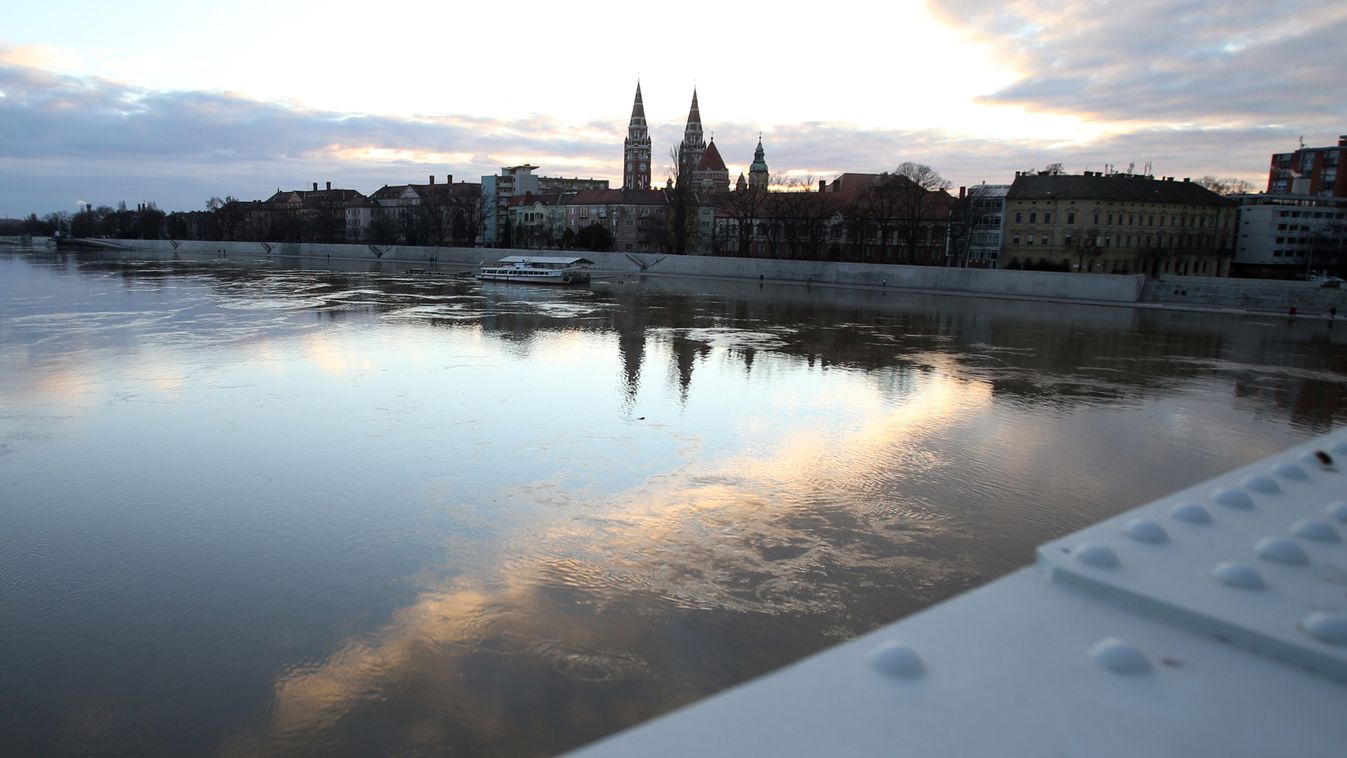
[44,236,1347,316]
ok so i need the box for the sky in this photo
[1,0,1344,216]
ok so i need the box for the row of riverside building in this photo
[205,84,1347,279]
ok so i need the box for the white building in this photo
[1230,193,1347,278]
[964,184,1009,268]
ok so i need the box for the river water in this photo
[2,249,1345,756]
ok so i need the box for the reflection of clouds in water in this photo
[218,297,329,311]
[1166,357,1347,384]
[653,326,791,352]
[381,304,480,322]
[230,368,991,753]
[493,300,613,320]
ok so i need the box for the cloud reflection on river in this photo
[223,363,994,756]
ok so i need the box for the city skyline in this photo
[2,0,1344,216]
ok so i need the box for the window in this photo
[1067,212,1075,224]
[1015,212,1023,223]
[1107,213,1114,225]
[1041,234,1049,245]
[1029,212,1037,223]
[1012,233,1021,244]
[1044,212,1052,223]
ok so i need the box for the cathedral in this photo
[622,83,764,195]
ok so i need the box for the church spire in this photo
[749,134,769,191]
[623,81,651,190]
[685,88,702,135]
[679,88,706,177]
[630,81,647,127]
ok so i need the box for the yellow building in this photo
[1003,172,1235,276]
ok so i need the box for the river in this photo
[2,249,1345,755]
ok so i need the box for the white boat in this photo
[478,256,594,285]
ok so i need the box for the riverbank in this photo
[47,237,1347,314]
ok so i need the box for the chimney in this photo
[429,175,435,185]
[326,181,331,191]
[1339,135,1346,147]
[1183,177,1190,183]
[447,175,453,184]
[819,180,826,193]
[312,182,318,191]
[958,186,966,200]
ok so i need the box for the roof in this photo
[1007,173,1232,204]
[370,184,412,200]
[697,141,727,172]
[496,256,594,265]
[567,188,670,206]
[822,173,907,203]
[507,192,563,207]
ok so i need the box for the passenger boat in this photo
[478,256,594,285]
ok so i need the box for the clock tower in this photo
[623,82,651,190]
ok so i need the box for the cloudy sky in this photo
[2,0,1344,216]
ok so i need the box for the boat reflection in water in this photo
[478,255,594,285]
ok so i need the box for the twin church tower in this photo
[622,82,769,194]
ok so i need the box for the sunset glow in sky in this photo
[2,0,1344,214]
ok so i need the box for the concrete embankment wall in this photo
[0,235,52,246]
[51,237,1347,312]
[1143,275,1347,313]
[95,239,1148,304]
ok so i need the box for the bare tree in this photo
[854,175,904,263]
[1196,176,1257,195]
[1066,227,1103,272]
[890,162,952,265]
[769,177,830,259]
[719,183,768,257]
[449,188,488,246]
[662,146,698,254]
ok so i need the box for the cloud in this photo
[929,0,1347,126]
[0,25,1332,219]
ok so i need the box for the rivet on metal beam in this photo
[1171,503,1213,524]
[1272,462,1308,480]
[869,641,926,679]
[1241,474,1281,495]
[1291,519,1340,543]
[1212,561,1266,590]
[1326,501,1347,523]
[1124,519,1169,544]
[1076,543,1121,569]
[1254,536,1309,566]
[1300,612,1347,646]
[1212,488,1255,510]
[1090,638,1152,674]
